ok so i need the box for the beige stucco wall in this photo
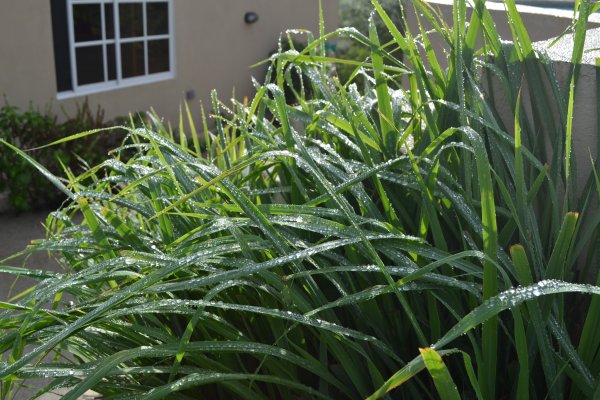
[0,0,339,125]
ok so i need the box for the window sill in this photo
[56,71,175,100]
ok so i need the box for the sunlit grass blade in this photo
[366,349,459,400]
[420,347,461,400]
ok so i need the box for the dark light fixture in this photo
[244,11,259,24]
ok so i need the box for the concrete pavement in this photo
[0,209,62,301]
[0,210,99,400]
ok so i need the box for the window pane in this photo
[147,2,169,36]
[73,4,102,42]
[121,41,145,78]
[119,3,143,38]
[76,45,104,85]
[105,4,114,40]
[107,44,116,80]
[148,39,169,73]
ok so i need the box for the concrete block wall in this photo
[403,0,600,68]
[534,28,600,194]
[485,28,600,198]
[404,0,600,197]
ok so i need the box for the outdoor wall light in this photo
[244,12,259,24]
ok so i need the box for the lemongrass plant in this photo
[2,0,600,399]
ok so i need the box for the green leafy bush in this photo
[334,43,372,89]
[336,0,402,87]
[340,0,401,40]
[0,100,124,211]
[2,0,600,399]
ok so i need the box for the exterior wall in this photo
[403,0,600,197]
[404,0,600,70]
[0,0,339,124]
[493,29,600,198]
[403,0,600,202]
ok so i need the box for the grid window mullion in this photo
[143,1,149,75]
[101,3,108,82]
[73,40,105,47]
[114,0,122,82]
[119,34,169,43]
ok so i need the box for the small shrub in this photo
[0,100,124,212]
[337,0,403,90]
[335,43,372,88]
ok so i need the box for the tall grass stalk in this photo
[2,0,600,398]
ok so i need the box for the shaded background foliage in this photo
[0,101,127,212]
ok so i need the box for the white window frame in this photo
[58,0,175,99]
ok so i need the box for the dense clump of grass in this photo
[2,0,600,398]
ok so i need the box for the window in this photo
[50,0,174,98]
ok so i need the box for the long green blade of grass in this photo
[420,347,462,400]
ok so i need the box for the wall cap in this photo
[535,27,600,65]
[422,0,600,23]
